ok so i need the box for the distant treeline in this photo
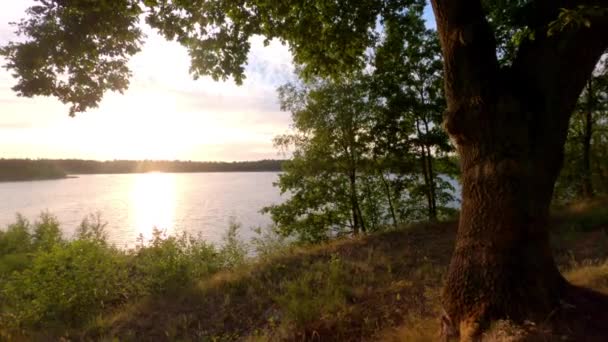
[0,159,67,182]
[0,159,285,181]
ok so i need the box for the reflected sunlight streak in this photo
[130,172,177,241]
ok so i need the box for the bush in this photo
[131,229,222,294]
[0,215,33,255]
[31,212,63,252]
[219,220,248,268]
[250,225,291,260]
[2,239,129,327]
[0,213,251,331]
[0,215,34,276]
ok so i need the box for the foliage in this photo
[262,5,456,242]
[219,219,249,268]
[131,229,222,295]
[0,201,607,339]
[0,0,143,115]
[31,212,63,252]
[0,160,66,182]
[0,0,428,116]
[250,225,291,260]
[264,77,379,242]
[2,239,129,327]
[0,213,248,330]
[555,57,608,202]
[0,159,284,179]
[5,0,603,116]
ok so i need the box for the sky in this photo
[0,1,297,162]
[0,2,435,162]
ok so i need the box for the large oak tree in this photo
[2,0,607,339]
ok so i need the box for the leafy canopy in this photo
[1,0,143,116]
[2,0,599,115]
[1,0,419,115]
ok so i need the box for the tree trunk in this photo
[442,131,567,338]
[430,1,608,339]
[379,171,399,229]
[348,171,365,235]
[362,176,377,231]
[581,80,594,198]
[423,117,438,220]
[416,118,437,221]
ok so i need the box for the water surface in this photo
[0,172,283,247]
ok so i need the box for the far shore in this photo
[0,175,77,183]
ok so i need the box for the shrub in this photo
[250,225,291,260]
[75,212,109,243]
[219,220,248,268]
[0,213,251,331]
[2,240,129,328]
[131,229,222,294]
[0,215,34,275]
[31,212,63,252]
[0,215,33,255]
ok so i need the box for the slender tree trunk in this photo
[379,171,399,229]
[348,171,365,235]
[357,199,366,233]
[416,118,437,221]
[362,176,377,231]
[423,117,438,220]
[582,80,594,198]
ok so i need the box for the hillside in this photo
[1,198,607,341]
[83,200,608,340]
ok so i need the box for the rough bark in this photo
[430,0,608,339]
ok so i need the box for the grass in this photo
[1,198,608,341]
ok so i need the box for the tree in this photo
[265,7,455,241]
[370,5,455,221]
[555,57,608,201]
[3,0,608,338]
[264,78,377,241]
[265,69,454,242]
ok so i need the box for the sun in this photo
[85,91,203,160]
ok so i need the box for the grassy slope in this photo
[13,199,608,341]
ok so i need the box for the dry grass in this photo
[565,260,608,294]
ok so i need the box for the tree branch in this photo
[512,2,608,122]
[509,3,608,173]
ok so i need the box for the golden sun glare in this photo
[130,172,177,241]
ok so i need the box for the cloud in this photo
[0,122,33,129]
[0,2,29,42]
[0,2,295,161]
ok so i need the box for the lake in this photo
[0,172,284,247]
[0,172,462,247]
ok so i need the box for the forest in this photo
[0,0,607,340]
[0,159,284,181]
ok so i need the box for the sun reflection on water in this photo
[130,172,177,241]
